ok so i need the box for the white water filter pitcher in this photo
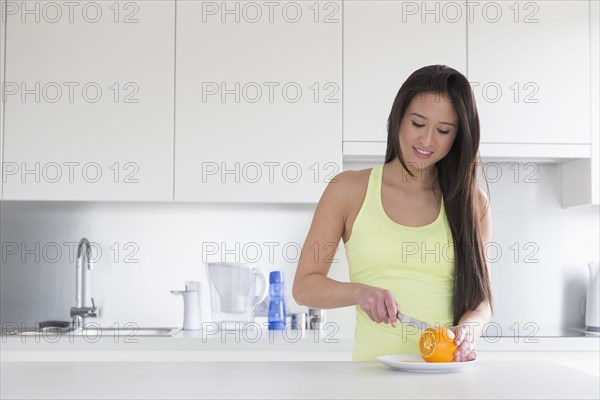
[206,263,267,330]
[586,261,599,333]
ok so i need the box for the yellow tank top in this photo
[344,164,455,361]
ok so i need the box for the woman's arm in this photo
[452,186,493,360]
[292,171,400,326]
[457,301,492,341]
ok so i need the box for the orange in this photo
[418,327,458,363]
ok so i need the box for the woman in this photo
[292,65,493,361]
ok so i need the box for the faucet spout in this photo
[71,238,98,330]
[76,238,93,308]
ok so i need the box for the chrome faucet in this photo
[70,238,98,330]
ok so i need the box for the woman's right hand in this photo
[355,285,400,327]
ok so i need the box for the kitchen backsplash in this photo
[1,162,598,337]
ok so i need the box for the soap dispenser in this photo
[171,281,202,331]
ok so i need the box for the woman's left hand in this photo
[449,324,476,362]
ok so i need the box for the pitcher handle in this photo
[253,268,268,306]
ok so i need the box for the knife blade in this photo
[396,312,436,331]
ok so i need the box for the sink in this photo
[4,327,181,337]
[3,326,181,337]
[72,327,181,337]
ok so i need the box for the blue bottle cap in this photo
[269,271,284,283]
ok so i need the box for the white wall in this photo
[1,162,598,337]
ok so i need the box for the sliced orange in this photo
[418,327,458,363]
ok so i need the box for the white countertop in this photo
[1,359,599,399]
[2,327,599,353]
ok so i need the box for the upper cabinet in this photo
[562,0,599,207]
[1,1,596,204]
[468,1,590,148]
[343,1,466,145]
[2,1,174,201]
[343,1,594,163]
[1,0,5,200]
[175,1,342,203]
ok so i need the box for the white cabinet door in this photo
[344,1,467,143]
[562,0,599,207]
[175,1,342,203]
[1,0,5,199]
[468,0,590,145]
[2,1,174,201]
[593,0,600,205]
[0,0,6,200]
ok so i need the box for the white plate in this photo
[377,354,476,372]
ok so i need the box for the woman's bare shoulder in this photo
[330,168,372,194]
[325,168,372,212]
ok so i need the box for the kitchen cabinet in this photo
[468,1,590,150]
[344,1,594,164]
[343,1,467,145]
[562,0,600,207]
[2,1,174,201]
[175,1,342,203]
[0,0,5,200]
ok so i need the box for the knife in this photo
[396,312,436,331]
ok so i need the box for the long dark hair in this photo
[385,65,493,325]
